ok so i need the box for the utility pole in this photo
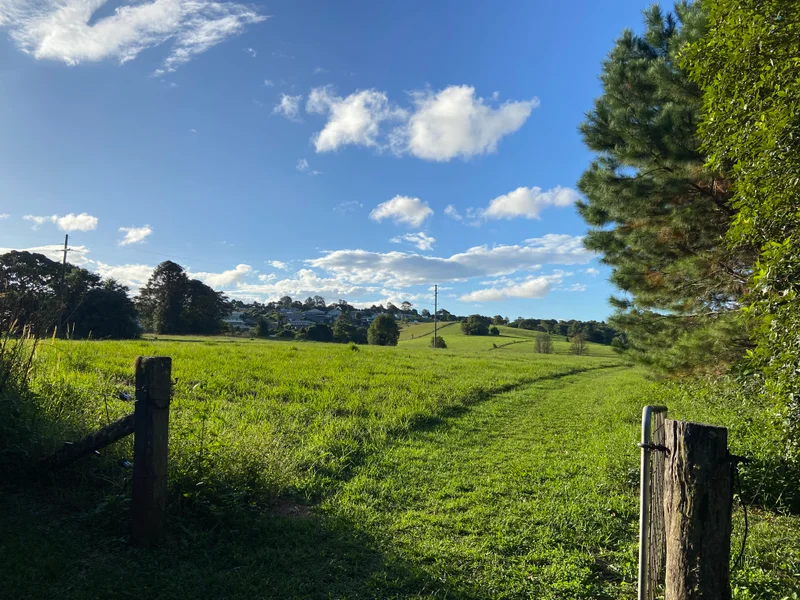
[57,234,69,335]
[433,284,438,348]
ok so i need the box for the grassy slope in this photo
[1,336,797,599]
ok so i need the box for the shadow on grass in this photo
[0,482,483,600]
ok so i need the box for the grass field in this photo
[1,330,797,599]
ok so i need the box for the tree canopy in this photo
[368,314,399,346]
[577,2,754,372]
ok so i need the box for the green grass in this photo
[1,335,797,599]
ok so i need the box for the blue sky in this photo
[0,0,648,321]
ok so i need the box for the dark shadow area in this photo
[0,480,484,600]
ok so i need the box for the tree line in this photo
[579,1,800,467]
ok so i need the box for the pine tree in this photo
[577,2,755,372]
[136,261,189,334]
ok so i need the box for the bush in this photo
[253,318,270,338]
[368,314,399,346]
[489,326,500,336]
[430,336,446,349]
[304,323,333,343]
[461,315,490,336]
[534,333,553,354]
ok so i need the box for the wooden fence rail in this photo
[41,355,172,548]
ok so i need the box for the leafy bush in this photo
[461,315,490,336]
[368,314,399,346]
[430,336,446,349]
[489,326,499,336]
[534,333,553,354]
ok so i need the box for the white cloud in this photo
[0,244,91,266]
[0,213,8,219]
[307,86,404,152]
[231,268,377,302]
[244,47,256,57]
[585,267,600,277]
[391,86,538,161]
[264,78,274,87]
[309,234,594,288]
[561,283,587,292]
[190,263,252,289]
[444,205,462,221]
[369,196,433,227]
[390,232,436,251]
[24,212,98,231]
[268,260,289,270]
[313,66,327,74]
[0,0,266,75]
[460,273,565,303]
[274,93,303,120]
[334,201,362,214]
[482,186,579,220]
[118,225,152,246]
[296,158,309,172]
[95,262,154,291]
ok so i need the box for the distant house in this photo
[327,307,343,321]
[223,311,250,331]
[302,308,329,323]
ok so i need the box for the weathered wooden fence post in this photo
[663,419,733,600]
[132,356,172,548]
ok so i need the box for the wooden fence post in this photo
[132,356,172,548]
[663,419,733,600]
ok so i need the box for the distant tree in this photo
[570,333,587,356]
[136,261,189,334]
[70,279,141,339]
[461,315,490,336]
[421,309,431,318]
[400,301,413,313]
[305,323,333,342]
[368,314,400,346]
[183,279,228,335]
[303,297,315,310]
[489,326,500,336]
[279,296,293,308]
[492,315,506,326]
[332,316,357,343]
[385,302,399,315]
[534,333,553,354]
[254,318,270,338]
[313,295,326,308]
[430,336,447,349]
[350,326,369,345]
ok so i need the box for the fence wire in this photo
[646,410,666,600]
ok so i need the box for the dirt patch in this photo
[271,499,314,519]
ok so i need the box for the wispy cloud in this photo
[444,205,462,221]
[244,47,257,57]
[369,196,433,227]
[334,201,363,214]
[118,225,152,246]
[0,1,267,76]
[263,78,274,87]
[268,260,289,270]
[296,158,321,175]
[274,93,303,120]
[23,213,98,232]
[0,213,9,219]
[390,232,436,251]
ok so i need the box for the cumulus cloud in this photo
[274,94,303,120]
[0,213,9,219]
[268,260,289,270]
[24,212,98,231]
[482,186,579,220]
[307,85,404,152]
[369,196,433,227]
[231,268,377,302]
[0,0,266,75]
[118,225,152,245]
[95,262,154,291]
[390,232,435,251]
[460,274,566,302]
[391,86,538,161]
[585,267,600,277]
[0,243,91,265]
[191,263,252,289]
[309,234,594,288]
[444,205,463,221]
